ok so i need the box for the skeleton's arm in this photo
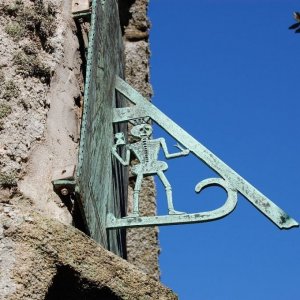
[159,138,189,159]
[112,133,131,166]
[112,146,131,166]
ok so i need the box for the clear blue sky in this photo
[148,1,300,299]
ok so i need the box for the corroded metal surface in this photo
[108,76,299,230]
[77,0,127,255]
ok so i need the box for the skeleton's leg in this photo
[157,171,185,215]
[127,174,143,218]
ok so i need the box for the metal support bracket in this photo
[52,165,77,197]
[72,0,91,19]
[108,76,299,230]
[52,179,77,197]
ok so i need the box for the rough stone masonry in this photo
[119,0,160,279]
[0,0,172,298]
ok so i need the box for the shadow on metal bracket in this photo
[108,76,299,230]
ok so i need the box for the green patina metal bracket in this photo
[71,0,297,245]
[107,76,299,230]
[72,0,91,19]
[52,165,77,197]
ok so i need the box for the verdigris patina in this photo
[107,76,299,230]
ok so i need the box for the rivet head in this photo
[61,188,69,196]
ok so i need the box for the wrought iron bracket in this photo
[52,179,77,197]
[52,165,77,197]
[108,76,299,230]
[72,0,91,19]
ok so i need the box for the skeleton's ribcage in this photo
[131,161,168,176]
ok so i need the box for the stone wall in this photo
[0,202,176,299]
[0,0,82,224]
[0,0,163,297]
[119,0,160,279]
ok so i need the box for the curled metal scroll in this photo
[194,178,238,219]
[107,177,237,229]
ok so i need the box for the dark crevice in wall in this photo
[75,20,87,82]
[118,0,134,34]
[74,95,81,108]
[72,195,90,235]
[71,18,91,235]
[45,265,121,300]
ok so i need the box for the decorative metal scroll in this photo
[107,76,299,230]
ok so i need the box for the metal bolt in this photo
[60,188,69,196]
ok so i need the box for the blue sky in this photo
[148,1,300,299]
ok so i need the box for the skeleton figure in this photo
[112,122,189,218]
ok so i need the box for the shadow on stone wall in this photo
[45,265,120,300]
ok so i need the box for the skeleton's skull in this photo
[131,124,153,138]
